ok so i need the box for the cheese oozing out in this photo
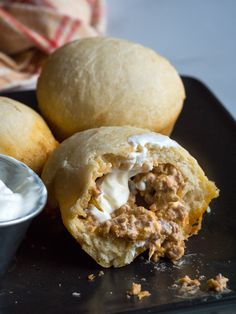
[90,133,178,223]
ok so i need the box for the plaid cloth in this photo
[0,0,105,91]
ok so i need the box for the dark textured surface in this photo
[0,77,235,314]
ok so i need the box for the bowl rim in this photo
[0,154,47,227]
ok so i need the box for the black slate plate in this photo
[0,77,236,314]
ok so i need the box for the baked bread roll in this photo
[0,97,58,173]
[42,126,218,267]
[37,37,185,140]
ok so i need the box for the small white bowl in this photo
[0,154,47,277]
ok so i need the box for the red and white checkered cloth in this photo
[0,0,105,91]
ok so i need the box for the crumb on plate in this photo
[178,275,200,289]
[137,290,151,300]
[88,273,96,281]
[127,283,141,295]
[174,275,201,295]
[207,274,229,292]
[98,270,104,277]
[127,283,151,300]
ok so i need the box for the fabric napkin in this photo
[0,0,105,91]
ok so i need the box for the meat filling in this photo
[87,163,190,262]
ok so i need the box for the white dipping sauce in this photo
[90,133,178,223]
[0,179,24,221]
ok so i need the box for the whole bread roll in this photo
[0,97,58,173]
[37,37,185,140]
[42,126,218,267]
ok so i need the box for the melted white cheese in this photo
[90,205,111,222]
[0,180,24,221]
[90,133,178,223]
[91,169,139,223]
[128,133,178,165]
[128,132,178,148]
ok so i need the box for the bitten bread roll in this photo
[37,37,185,140]
[0,97,58,173]
[42,126,218,267]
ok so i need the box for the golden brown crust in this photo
[0,97,58,173]
[37,37,185,140]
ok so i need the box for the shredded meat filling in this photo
[133,164,187,222]
[98,204,161,240]
[89,163,189,262]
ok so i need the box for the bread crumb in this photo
[98,270,104,277]
[127,283,141,296]
[178,275,200,288]
[175,275,200,295]
[127,283,151,300]
[137,290,151,300]
[207,274,229,292]
[72,292,81,297]
[88,274,96,281]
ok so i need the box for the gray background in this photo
[107,0,236,119]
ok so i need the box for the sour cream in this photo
[0,179,24,221]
